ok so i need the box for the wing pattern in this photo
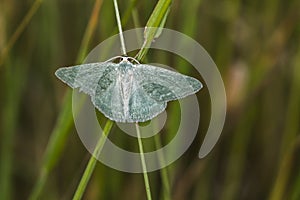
[92,69,127,122]
[125,64,202,122]
[134,64,202,102]
[55,61,202,122]
[128,81,167,122]
[55,62,118,96]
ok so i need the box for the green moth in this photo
[55,56,202,123]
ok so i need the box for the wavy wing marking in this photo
[55,62,118,96]
[128,82,167,122]
[91,66,130,122]
[134,64,203,102]
[92,68,167,123]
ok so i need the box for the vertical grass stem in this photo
[72,120,114,200]
[136,123,152,200]
[113,0,127,55]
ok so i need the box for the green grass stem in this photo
[132,1,173,198]
[113,0,127,55]
[0,60,28,200]
[268,43,300,200]
[28,0,103,199]
[269,137,300,200]
[154,134,171,200]
[77,0,103,63]
[72,120,114,200]
[135,0,172,61]
[136,123,152,200]
[29,91,73,200]
[0,0,43,67]
[131,7,170,199]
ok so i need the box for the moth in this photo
[55,56,202,123]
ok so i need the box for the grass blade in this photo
[136,123,152,200]
[269,137,300,200]
[135,0,172,61]
[72,120,114,200]
[131,7,170,199]
[0,60,28,200]
[29,91,73,200]
[154,134,171,200]
[113,0,127,55]
[268,44,300,200]
[28,0,103,199]
[77,0,104,63]
[291,151,300,200]
[0,0,43,67]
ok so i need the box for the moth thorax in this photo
[120,70,133,119]
[119,62,134,74]
[121,73,133,100]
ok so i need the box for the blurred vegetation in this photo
[0,0,300,200]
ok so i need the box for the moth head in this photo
[120,56,130,63]
[120,56,140,65]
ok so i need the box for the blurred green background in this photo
[0,0,300,199]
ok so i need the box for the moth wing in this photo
[92,69,166,123]
[91,68,128,122]
[56,62,127,122]
[128,81,167,122]
[134,64,202,102]
[55,62,118,96]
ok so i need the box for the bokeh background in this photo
[0,0,300,199]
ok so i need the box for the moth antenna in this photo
[128,57,140,64]
[104,56,123,63]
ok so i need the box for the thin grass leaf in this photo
[220,107,257,200]
[136,123,152,200]
[135,0,172,61]
[154,134,171,200]
[121,0,138,27]
[152,6,170,39]
[0,0,43,67]
[77,0,104,63]
[268,138,300,200]
[268,45,300,200]
[0,60,28,200]
[72,120,114,200]
[28,1,103,199]
[113,0,127,55]
[291,155,300,200]
[166,0,204,193]
[131,5,171,200]
[29,91,73,200]
[71,0,137,199]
